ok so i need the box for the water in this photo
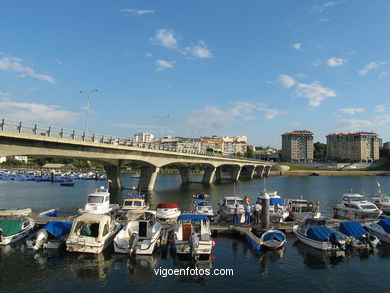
[1,175,390,293]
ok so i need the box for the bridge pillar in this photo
[179,167,190,183]
[215,166,223,182]
[139,166,160,191]
[104,165,122,190]
[246,166,255,179]
[264,166,271,177]
[202,166,216,184]
[231,166,241,181]
[256,166,265,178]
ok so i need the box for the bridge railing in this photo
[0,118,267,163]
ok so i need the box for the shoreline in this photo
[271,170,390,176]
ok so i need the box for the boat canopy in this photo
[194,199,208,206]
[43,221,72,239]
[193,193,208,200]
[0,219,22,236]
[157,203,179,209]
[261,231,285,242]
[270,198,283,206]
[338,222,366,240]
[378,218,390,234]
[178,214,209,221]
[307,226,338,242]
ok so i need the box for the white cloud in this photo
[53,58,63,65]
[144,53,153,58]
[378,71,389,78]
[296,81,336,107]
[337,114,390,130]
[278,75,296,88]
[182,41,213,59]
[155,59,175,72]
[150,29,178,49]
[121,8,155,15]
[327,57,346,67]
[0,56,55,83]
[374,105,387,113]
[0,90,11,98]
[358,61,387,75]
[292,43,303,51]
[340,107,364,115]
[310,1,336,13]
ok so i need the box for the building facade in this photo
[281,130,314,162]
[132,132,155,143]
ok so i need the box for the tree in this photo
[246,146,254,158]
[314,142,327,161]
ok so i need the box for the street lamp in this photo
[79,89,100,136]
[155,115,170,139]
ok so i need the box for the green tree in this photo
[246,146,254,158]
[314,142,327,161]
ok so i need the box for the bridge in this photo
[0,119,276,191]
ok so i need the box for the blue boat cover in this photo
[307,226,334,242]
[270,198,283,206]
[43,221,72,239]
[194,199,208,206]
[378,218,390,234]
[261,231,285,242]
[178,214,209,221]
[339,222,366,240]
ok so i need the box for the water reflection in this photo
[377,242,390,257]
[127,253,160,283]
[258,248,285,276]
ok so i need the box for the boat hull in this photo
[0,218,35,246]
[333,207,381,220]
[293,225,345,251]
[364,222,390,244]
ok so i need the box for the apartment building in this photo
[281,130,314,162]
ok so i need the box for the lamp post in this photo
[79,89,100,136]
[155,115,170,139]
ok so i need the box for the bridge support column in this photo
[215,166,223,182]
[231,166,241,181]
[246,166,255,179]
[202,166,216,184]
[179,167,190,183]
[104,165,122,190]
[139,166,160,191]
[264,166,271,177]
[256,166,265,178]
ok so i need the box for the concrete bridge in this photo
[0,120,276,191]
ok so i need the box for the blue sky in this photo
[1,0,390,147]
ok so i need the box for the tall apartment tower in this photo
[281,130,314,162]
[326,132,380,162]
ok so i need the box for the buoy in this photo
[212,240,216,247]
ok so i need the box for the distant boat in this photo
[39,209,58,217]
[0,208,32,217]
[60,181,75,187]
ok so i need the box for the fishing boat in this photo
[118,194,149,221]
[0,208,32,216]
[0,217,35,246]
[79,186,119,215]
[259,229,286,250]
[155,203,181,221]
[333,193,382,220]
[293,218,350,251]
[113,211,161,255]
[333,221,378,249]
[286,198,321,221]
[191,193,215,221]
[218,197,245,223]
[66,213,121,254]
[26,221,72,250]
[364,218,390,244]
[256,190,289,223]
[173,214,214,259]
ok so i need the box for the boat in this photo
[26,221,72,250]
[39,209,58,217]
[370,182,390,214]
[286,198,321,221]
[293,218,350,251]
[218,196,245,223]
[0,208,32,216]
[365,218,390,244]
[173,214,214,259]
[60,181,75,187]
[333,193,382,220]
[79,186,119,215]
[0,217,35,246]
[66,213,121,254]
[256,190,289,223]
[259,229,286,250]
[191,193,215,222]
[333,221,378,249]
[155,203,181,222]
[118,194,149,221]
[113,211,161,255]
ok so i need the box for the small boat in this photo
[365,218,390,244]
[79,186,119,215]
[155,203,181,222]
[118,194,149,221]
[256,190,289,223]
[39,209,58,217]
[26,221,72,250]
[293,218,350,251]
[218,197,245,223]
[66,213,121,254]
[333,193,382,220]
[191,193,215,222]
[333,221,378,249]
[60,181,75,187]
[113,211,161,255]
[0,217,35,246]
[173,214,214,259]
[259,229,286,250]
[286,198,321,221]
[0,208,32,217]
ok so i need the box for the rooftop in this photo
[282,130,313,136]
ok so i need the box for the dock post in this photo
[261,191,270,229]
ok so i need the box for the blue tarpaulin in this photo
[178,214,209,221]
[339,222,366,240]
[270,198,283,206]
[261,231,285,242]
[378,218,390,234]
[43,221,72,239]
[307,226,334,242]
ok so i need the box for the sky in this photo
[1,0,390,148]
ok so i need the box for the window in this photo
[88,196,103,203]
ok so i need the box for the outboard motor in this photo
[362,233,375,250]
[34,229,48,251]
[128,232,138,254]
[330,232,345,250]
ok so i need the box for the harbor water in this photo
[1,174,390,293]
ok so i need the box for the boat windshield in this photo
[133,201,142,207]
[361,204,377,209]
[88,196,104,203]
[349,196,366,201]
[123,201,133,206]
[226,199,242,206]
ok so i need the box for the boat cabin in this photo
[83,186,111,214]
[122,195,147,211]
[69,213,114,242]
[175,214,210,241]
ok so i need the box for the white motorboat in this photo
[118,195,149,221]
[79,186,119,215]
[114,211,161,255]
[218,196,245,223]
[333,221,379,249]
[286,198,321,221]
[0,217,35,246]
[26,221,72,250]
[66,213,121,254]
[370,182,390,214]
[191,193,215,222]
[293,218,350,251]
[256,190,289,223]
[155,203,181,221]
[259,229,286,250]
[0,208,32,217]
[365,218,390,244]
[333,193,382,220]
[174,214,214,259]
